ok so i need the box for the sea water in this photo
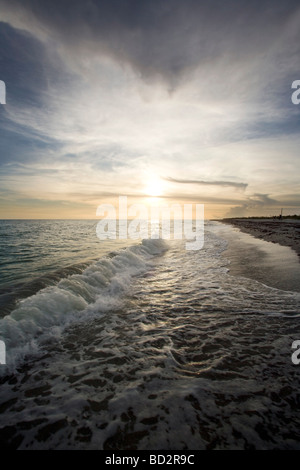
[0,220,299,449]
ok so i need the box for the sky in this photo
[0,0,299,219]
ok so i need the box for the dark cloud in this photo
[0,21,76,165]
[225,193,281,217]
[250,194,279,206]
[0,21,71,108]
[165,176,247,189]
[1,0,299,88]
[0,21,48,108]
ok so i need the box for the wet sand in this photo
[212,221,300,293]
[220,218,300,260]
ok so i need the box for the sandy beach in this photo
[220,218,300,260]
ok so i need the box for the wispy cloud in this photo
[164,177,248,189]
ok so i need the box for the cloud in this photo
[225,193,283,217]
[0,20,73,107]
[164,177,248,189]
[1,0,300,90]
[0,0,299,218]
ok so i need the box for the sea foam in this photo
[0,238,168,373]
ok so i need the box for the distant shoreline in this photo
[219,218,300,260]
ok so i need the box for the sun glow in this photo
[144,176,164,197]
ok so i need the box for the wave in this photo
[0,238,168,373]
[0,261,94,317]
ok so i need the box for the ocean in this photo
[0,219,300,450]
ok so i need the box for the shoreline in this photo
[213,221,300,292]
[219,218,300,261]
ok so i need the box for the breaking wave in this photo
[0,238,168,372]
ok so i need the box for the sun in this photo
[144,176,164,197]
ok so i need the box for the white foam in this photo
[0,238,168,373]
